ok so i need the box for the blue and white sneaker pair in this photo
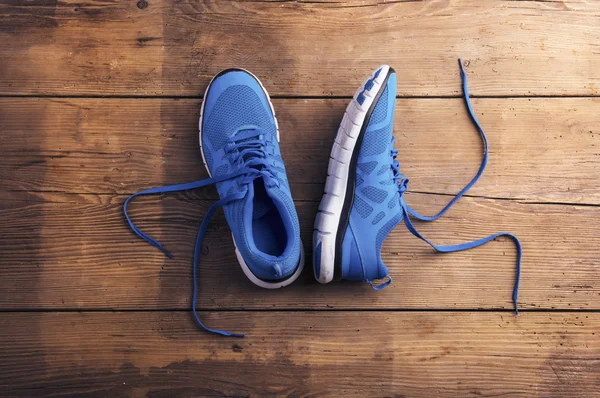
[313,60,521,311]
[124,61,521,338]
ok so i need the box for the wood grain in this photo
[2,97,600,203]
[0,311,598,397]
[2,0,599,394]
[1,0,599,96]
[2,190,598,310]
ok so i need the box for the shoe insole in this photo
[252,179,287,256]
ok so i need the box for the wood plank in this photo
[1,0,599,96]
[2,97,600,203]
[1,311,599,396]
[2,190,599,310]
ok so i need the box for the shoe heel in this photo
[312,229,336,284]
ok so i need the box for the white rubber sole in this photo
[236,240,305,289]
[313,65,391,284]
[198,69,303,289]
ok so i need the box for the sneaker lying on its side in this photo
[313,65,400,287]
[313,61,522,313]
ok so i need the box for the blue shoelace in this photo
[390,59,522,314]
[124,129,278,338]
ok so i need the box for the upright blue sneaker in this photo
[124,68,304,337]
[313,61,522,312]
[199,69,304,289]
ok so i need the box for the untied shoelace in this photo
[124,129,279,337]
[383,59,522,314]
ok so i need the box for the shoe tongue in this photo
[243,177,279,220]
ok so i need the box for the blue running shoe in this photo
[124,69,304,337]
[313,65,400,286]
[313,61,522,312]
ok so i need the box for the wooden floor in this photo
[1,0,600,396]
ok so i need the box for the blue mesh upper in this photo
[214,164,228,176]
[388,192,399,209]
[354,195,373,219]
[200,70,301,281]
[204,85,274,151]
[372,211,385,225]
[358,84,391,159]
[204,147,214,170]
[375,212,403,261]
[377,164,389,176]
[356,173,364,187]
[342,68,401,282]
[368,86,388,125]
[362,185,388,204]
[361,125,392,157]
[357,161,377,175]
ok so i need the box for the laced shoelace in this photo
[391,59,522,314]
[124,128,278,337]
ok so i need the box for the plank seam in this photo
[2,308,600,313]
[9,189,600,208]
[2,94,600,99]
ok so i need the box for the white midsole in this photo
[198,69,303,288]
[313,65,391,284]
[235,240,305,289]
